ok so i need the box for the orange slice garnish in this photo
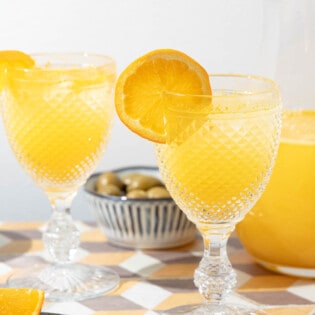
[0,288,45,315]
[0,50,35,92]
[115,49,211,143]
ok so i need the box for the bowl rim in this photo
[84,165,174,202]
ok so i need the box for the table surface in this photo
[0,221,314,315]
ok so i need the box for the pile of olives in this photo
[95,171,171,199]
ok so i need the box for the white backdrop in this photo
[0,0,277,221]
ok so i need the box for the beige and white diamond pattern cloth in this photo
[0,221,315,315]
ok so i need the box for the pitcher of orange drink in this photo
[237,0,315,277]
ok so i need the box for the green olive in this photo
[126,174,163,192]
[96,184,122,196]
[121,173,141,186]
[96,172,124,191]
[147,186,171,198]
[94,170,169,198]
[126,189,148,199]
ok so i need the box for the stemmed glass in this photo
[155,74,282,314]
[1,53,120,301]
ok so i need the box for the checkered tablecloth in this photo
[0,221,314,315]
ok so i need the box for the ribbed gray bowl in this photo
[84,166,196,249]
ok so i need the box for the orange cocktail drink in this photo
[114,49,282,314]
[3,55,115,193]
[1,52,119,301]
[156,89,281,225]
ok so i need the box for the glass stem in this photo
[194,223,237,305]
[43,191,80,265]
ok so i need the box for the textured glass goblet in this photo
[1,53,119,301]
[155,74,282,314]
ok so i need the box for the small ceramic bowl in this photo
[84,166,196,249]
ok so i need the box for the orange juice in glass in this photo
[4,57,114,193]
[2,53,119,301]
[157,99,281,224]
[155,74,282,314]
[237,109,315,276]
[113,48,283,313]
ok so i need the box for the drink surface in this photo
[237,110,315,268]
[3,65,115,193]
[156,102,281,225]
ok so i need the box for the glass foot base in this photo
[159,303,267,315]
[7,263,120,301]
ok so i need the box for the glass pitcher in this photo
[237,0,315,277]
